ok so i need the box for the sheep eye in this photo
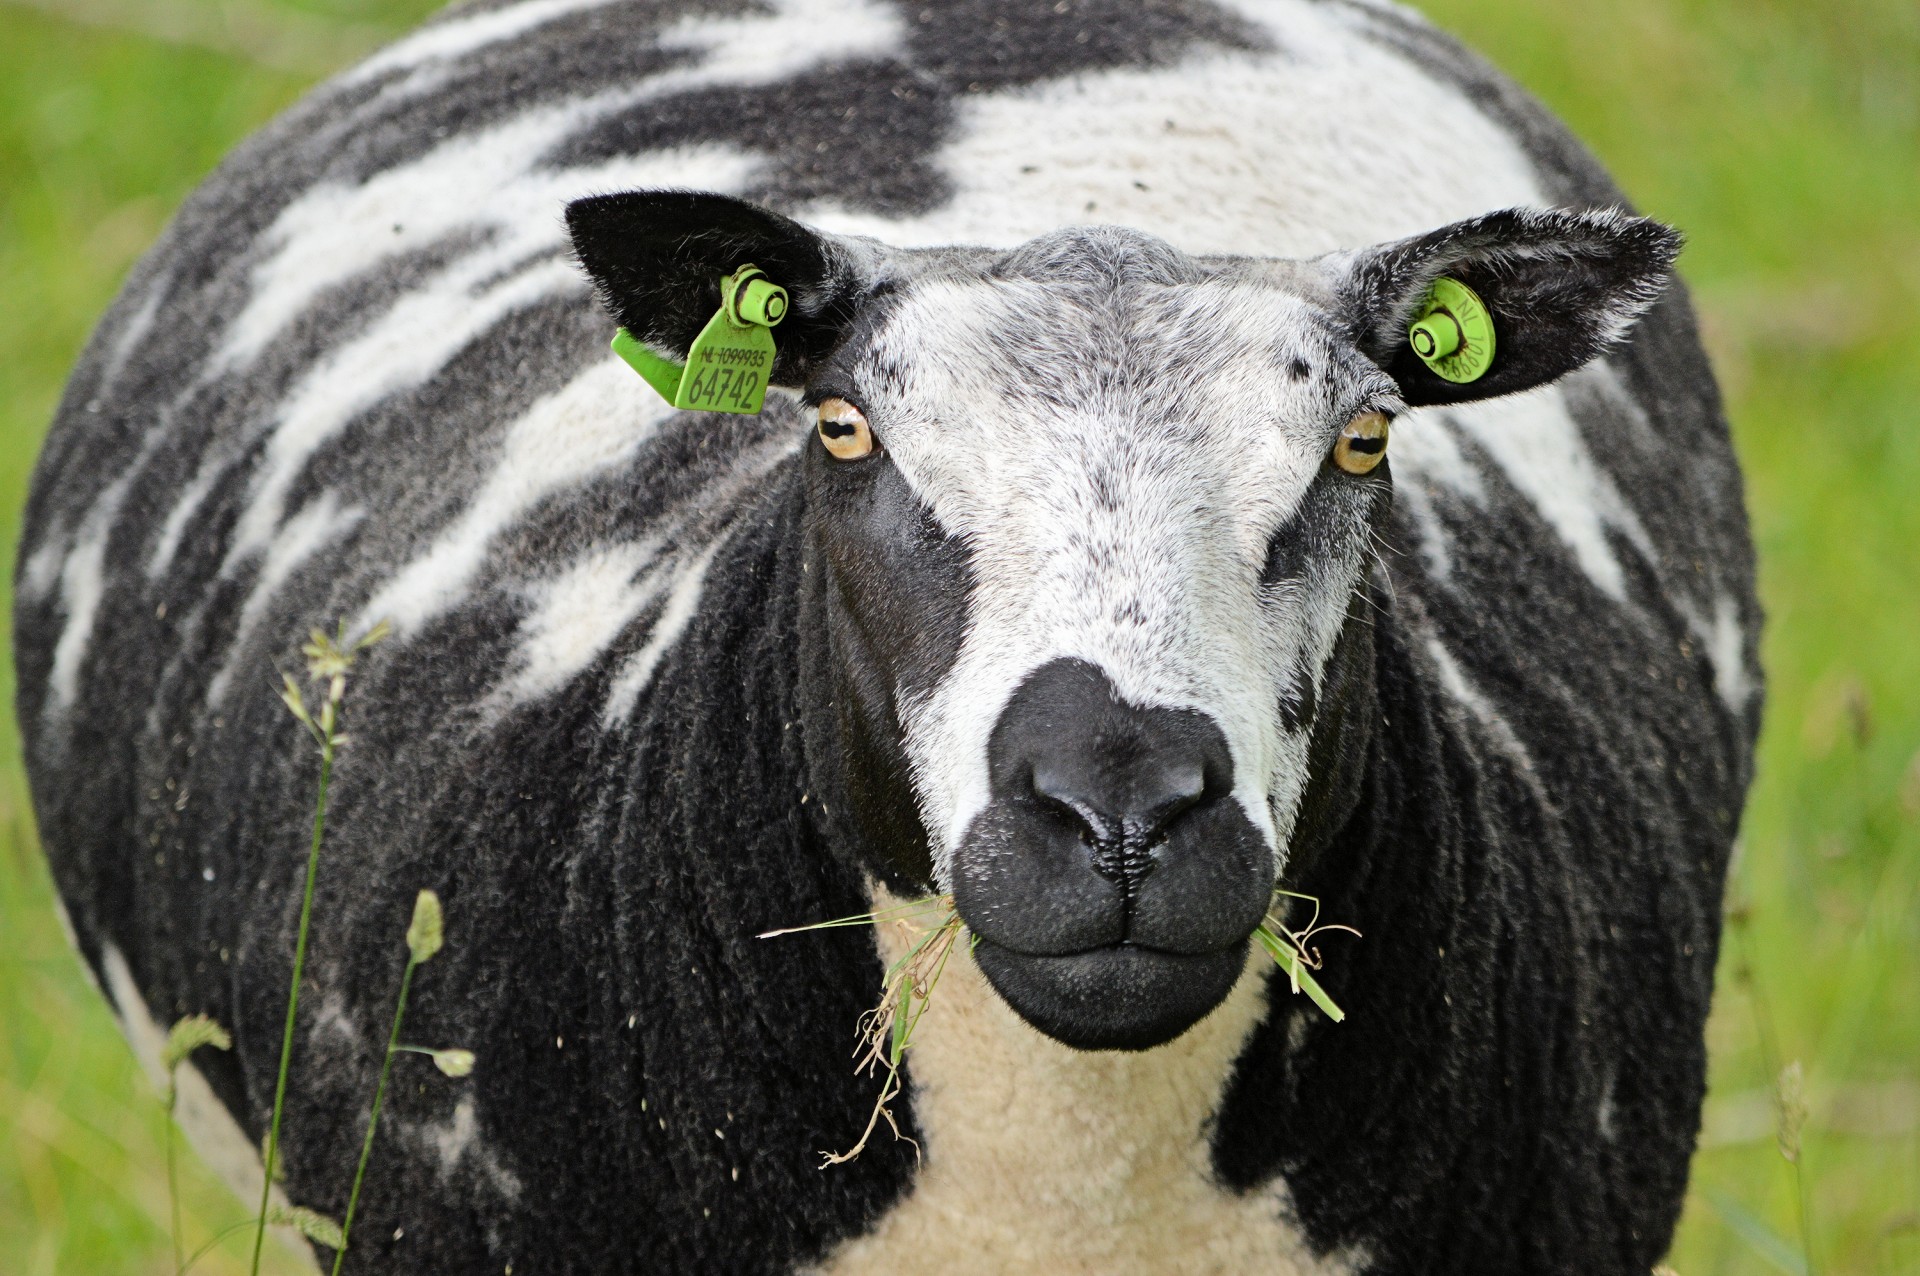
[1332,410,1389,475]
[817,398,875,461]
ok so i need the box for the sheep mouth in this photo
[969,935,1250,1051]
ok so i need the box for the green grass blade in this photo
[1254,927,1346,1023]
[1700,1190,1810,1276]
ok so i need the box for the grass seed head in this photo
[1775,1059,1807,1164]
[267,1204,345,1250]
[407,890,445,963]
[162,1014,231,1072]
[431,1048,476,1078]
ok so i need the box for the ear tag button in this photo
[1408,276,1495,383]
[611,264,788,415]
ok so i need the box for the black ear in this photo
[566,190,884,387]
[1336,206,1682,406]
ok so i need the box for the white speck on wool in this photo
[358,359,673,639]
[206,491,365,706]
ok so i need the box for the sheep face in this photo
[568,192,1679,1050]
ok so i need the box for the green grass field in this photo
[0,0,1914,1271]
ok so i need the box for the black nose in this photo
[953,658,1274,1049]
[1030,743,1208,892]
[955,658,1269,955]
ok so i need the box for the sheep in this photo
[14,1,1760,1272]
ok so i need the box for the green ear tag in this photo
[611,264,789,415]
[1407,276,1495,383]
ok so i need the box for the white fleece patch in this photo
[600,532,732,726]
[812,894,1355,1276]
[499,538,669,705]
[802,0,1544,255]
[1384,408,1485,580]
[1679,591,1753,712]
[173,0,911,705]
[653,0,904,89]
[1438,368,1655,602]
[357,358,672,639]
[47,503,113,711]
[345,0,628,85]
[404,1094,524,1202]
[1424,636,1539,783]
[93,274,167,402]
[206,490,365,706]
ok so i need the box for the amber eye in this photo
[1332,410,1389,475]
[817,397,875,461]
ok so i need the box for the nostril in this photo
[1029,758,1212,859]
[1031,765,1117,846]
[1136,763,1207,844]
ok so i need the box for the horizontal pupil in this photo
[1344,435,1386,454]
[821,419,858,439]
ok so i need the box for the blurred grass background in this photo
[0,0,1913,1271]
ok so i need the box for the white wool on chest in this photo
[813,892,1356,1276]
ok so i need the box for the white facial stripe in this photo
[858,271,1379,875]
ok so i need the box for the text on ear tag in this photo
[1408,276,1495,383]
[612,264,789,415]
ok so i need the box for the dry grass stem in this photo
[759,896,962,1166]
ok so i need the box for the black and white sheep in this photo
[14,0,1761,1272]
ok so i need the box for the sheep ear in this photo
[1332,207,1682,406]
[566,190,884,388]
